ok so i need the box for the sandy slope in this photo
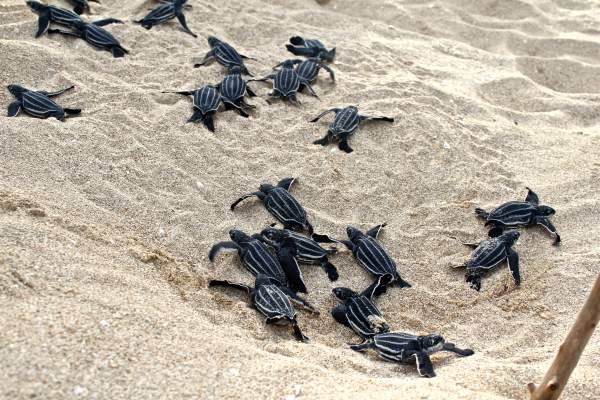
[1,0,599,398]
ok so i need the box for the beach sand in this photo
[1,0,599,398]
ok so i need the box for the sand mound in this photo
[1,0,599,399]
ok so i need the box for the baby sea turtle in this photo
[252,60,311,105]
[476,187,560,245]
[68,0,99,15]
[163,85,222,132]
[7,84,80,120]
[27,1,82,37]
[216,66,256,118]
[455,230,521,291]
[231,178,317,236]
[311,106,394,153]
[48,19,128,58]
[341,224,411,291]
[194,36,253,75]
[209,273,317,342]
[209,229,308,294]
[135,0,196,37]
[332,274,392,339]
[286,36,336,62]
[274,58,334,96]
[350,332,474,378]
[260,226,339,281]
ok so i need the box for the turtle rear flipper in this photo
[338,139,353,153]
[277,239,308,294]
[394,274,411,288]
[111,46,127,58]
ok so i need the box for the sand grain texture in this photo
[1,0,599,399]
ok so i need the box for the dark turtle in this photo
[311,106,394,153]
[455,230,521,291]
[47,19,128,58]
[341,224,411,292]
[26,1,82,37]
[476,187,560,245]
[216,66,256,118]
[231,178,329,241]
[7,84,80,121]
[209,229,308,294]
[135,0,196,37]
[260,226,339,281]
[273,58,334,97]
[163,85,222,132]
[209,273,317,342]
[68,0,99,15]
[251,60,311,105]
[350,332,474,378]
[286,36,336,62]
[194,36,253,75]
[331,274,393,339]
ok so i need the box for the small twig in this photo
[528,274,600,400]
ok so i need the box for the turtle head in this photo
[7,84,26,98]
[500,230,520,246]
[229,229,253,244]
[346,226,362,241]
[281,60,295,69]
[537,205,555,217]
[320,47,336,62]
[229,65,243,75]
[332,287,356,302]
[208,36,221,48]
[419,334,445,353]
[259,182,275,194]
[260,226,284,244]
[26,1,45,13]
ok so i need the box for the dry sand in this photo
[1,0,600,399]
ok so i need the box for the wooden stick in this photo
[528,274,600,400]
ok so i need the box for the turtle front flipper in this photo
[331,304,350,327]
[34,10,51,38]
[320,259,339,281]
[507,249,521,287]
[349,340,372,352]
[276,177,296,191]
[208,241,241,261]
[63,108,81,116]
[194,50,214,68]
[366,223,387,239]
[291,321,309,342]
[208,279,252,294]
[525,187,540,205]
[360,114,394,123]
[309,108,339,122]
[41,85,75,98]
[320,63,335,81]
[230,191,265,211]
[7,101,21,117]
[534,216,561,245]
[92,18,124,27]
[281,287,318,314]
[175,12,196,38]
[362,273,393,300]
[415,352,435,378]
[277,240,308,294]
[466,272,483,291]
[442,342,475,357]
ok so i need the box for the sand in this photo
[1,0,600,398]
